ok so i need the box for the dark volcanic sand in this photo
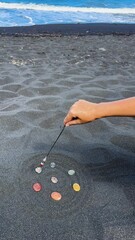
[0,35,135,240]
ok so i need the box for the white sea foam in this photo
[23,15,33,24]
[0,2,135,14]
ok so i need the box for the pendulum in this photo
[35,157,47,173]
[35,126,65,173]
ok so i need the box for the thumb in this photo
[65,118,82,126]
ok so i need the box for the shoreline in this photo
[0,23,135,36]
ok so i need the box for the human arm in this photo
[64,97,135,126]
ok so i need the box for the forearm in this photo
[97,97,135,118]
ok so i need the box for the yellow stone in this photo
[73,183,81,192]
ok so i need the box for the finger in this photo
[65,118,82,126]
[64,112,74,125]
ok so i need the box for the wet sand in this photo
[0,23,135,36]
[0,35,135,240]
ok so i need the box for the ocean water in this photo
[0,0,135,27]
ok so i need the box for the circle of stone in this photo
[51,176,58,184]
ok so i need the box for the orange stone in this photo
[51,192,62,201]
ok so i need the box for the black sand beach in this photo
[0,33,135,240]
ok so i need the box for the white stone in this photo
[68,170,75,176]
[35,167,42,174]
[99,47,106,52]
[51,177,58,184]
[50,162,56,168]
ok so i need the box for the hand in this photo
[64,97,135,126]
[64,99,99,126]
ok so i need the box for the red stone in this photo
[32,182,42,192]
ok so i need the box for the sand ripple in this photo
[0,35,135,240]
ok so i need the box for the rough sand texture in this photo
[0,35,135,240]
